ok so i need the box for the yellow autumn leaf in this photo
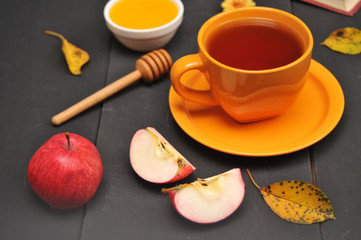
[322,27,361,55]
[221,0,256,12]
[247,170,335,224]
[45,30,90,75]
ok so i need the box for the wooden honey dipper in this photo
[51,49,173,126]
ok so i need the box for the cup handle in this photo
[170,54,218,106]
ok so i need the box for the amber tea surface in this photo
[207,20,304,71]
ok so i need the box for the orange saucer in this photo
[169,60,345,156]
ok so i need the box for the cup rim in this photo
[104,0,184,35]
[198,7,314,74]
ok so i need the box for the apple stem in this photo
[161,184,187,194]
[65,132,71,150]
[246,169,261,190]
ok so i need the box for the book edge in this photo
[300,0,361,16]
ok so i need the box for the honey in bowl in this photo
[109,0,178,30]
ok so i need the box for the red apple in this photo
[27,132,103,209]
[129,127,195,183]
[162,168,245,224]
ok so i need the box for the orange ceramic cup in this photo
[171,7,313,123]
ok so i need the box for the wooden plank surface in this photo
[0,0,360,240]
[81,1,319,239]
[292,1,361,240]
[0,0,109,239]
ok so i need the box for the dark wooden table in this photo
[1,0,360,239]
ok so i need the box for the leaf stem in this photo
[44,30,65,41]
[311,158,317,187]
[246,169,261,190]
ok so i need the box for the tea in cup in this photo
[171,7,313,123]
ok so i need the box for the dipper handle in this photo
[51,49,172,126]
[51,71,141,126]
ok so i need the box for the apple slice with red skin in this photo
[129,127,195,183]
[162,168,245,224]
[27,132,103,209]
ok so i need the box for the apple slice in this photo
[129,127,195,183]
[162,168,245,224]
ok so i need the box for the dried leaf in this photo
[45,30,90,75]
[247,170,335,224]
[321,27,361,55]
[221,0,256,12]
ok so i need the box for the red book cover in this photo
[300,0,361,16]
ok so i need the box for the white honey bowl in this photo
[104,0,184,52]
